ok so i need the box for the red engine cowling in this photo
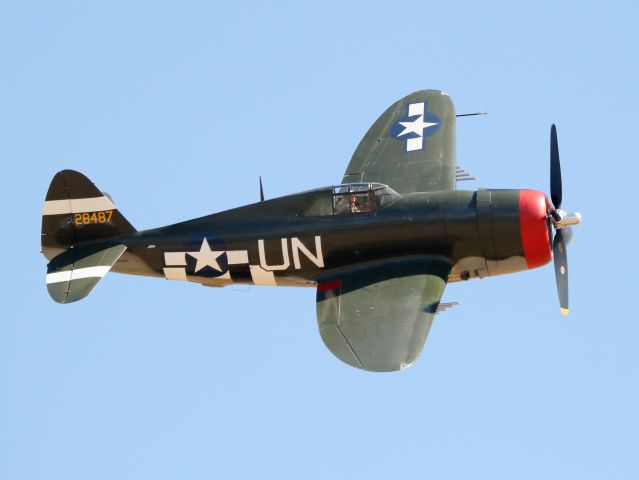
[519,190,552,269]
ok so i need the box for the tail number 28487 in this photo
[74,210,113,225]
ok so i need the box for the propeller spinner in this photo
[548,124,581,315]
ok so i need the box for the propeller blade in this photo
[550,124,562,209]
[552,228,569,315]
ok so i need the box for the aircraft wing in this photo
[342,90,456,193]
[316,257,451,372]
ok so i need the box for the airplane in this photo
[41,90,582,372]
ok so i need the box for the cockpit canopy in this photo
[303,182,400,216]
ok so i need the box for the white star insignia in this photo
[396,115,438,138]
[187,238,225,272]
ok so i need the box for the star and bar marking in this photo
[391,100,441,152]
[163,238,248,280]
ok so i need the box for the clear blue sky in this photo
[2,1,638,478]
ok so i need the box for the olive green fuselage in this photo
[112,187,535,287]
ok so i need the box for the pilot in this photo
[349,194,361,213]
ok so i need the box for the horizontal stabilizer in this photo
[46,244,127,304]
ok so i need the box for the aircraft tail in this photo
[41,170,136,303]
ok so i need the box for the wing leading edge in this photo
[343,90,456,194]
[316,257,452,372]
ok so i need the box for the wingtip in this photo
[560,307,569,316]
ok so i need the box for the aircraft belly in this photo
[486,256,528,276]
[449,255,528,282]
[449,256,488,282]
